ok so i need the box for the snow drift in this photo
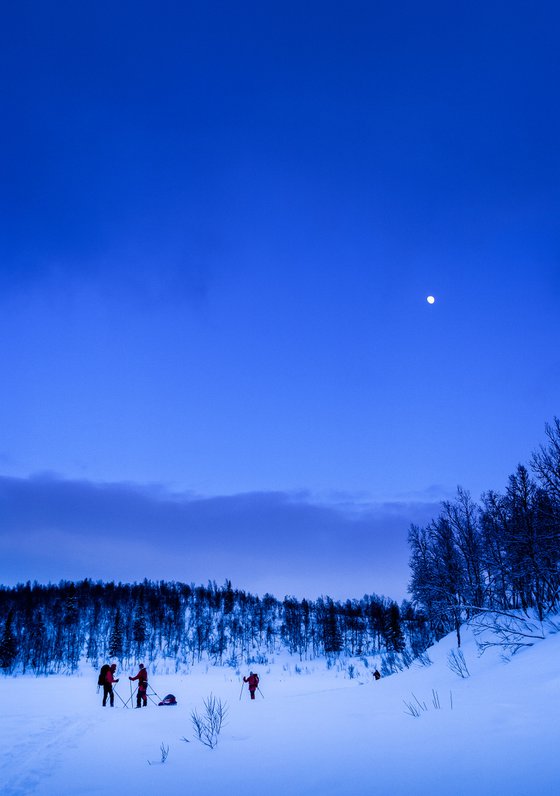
[1,620,559,795]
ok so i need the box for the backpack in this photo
[98,664,111,686]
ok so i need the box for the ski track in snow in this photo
[1,715,93,796]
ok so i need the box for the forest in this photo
[409,418,560,645]
[1,418,559,675]
[0,577,429,675]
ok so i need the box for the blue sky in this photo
[1,1,559,600]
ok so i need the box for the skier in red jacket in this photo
[129,664,148,708]
[103,664,119,707]
[243,671,260,700]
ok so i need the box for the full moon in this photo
[427,295,435,304]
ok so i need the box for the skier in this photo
[103,663,119,707]
[243,671,260,700]
[373,669,381,681]
[129,663,148,708]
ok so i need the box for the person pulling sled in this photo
[243,671,260,700]
[129,663,148,708]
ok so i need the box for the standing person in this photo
[129,663,148,708]
[243,671,260,700]
[373,669,381,681]
[103,663,119,707]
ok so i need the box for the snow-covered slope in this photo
[1,626,559,796]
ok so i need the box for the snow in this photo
[1,627,559,796]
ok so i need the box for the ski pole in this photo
[148,685,163,701]
[113,687,128,708]
[239,681,245,701]
[125,683,138,708]
[257,686,264,699]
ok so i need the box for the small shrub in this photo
[191,694,228,750]
[403,694,427,718]
[415,652,432,668]
[147,742,169,765]
[447,649,470,678]
[403,691,452,718]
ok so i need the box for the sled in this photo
[158,693,177,706]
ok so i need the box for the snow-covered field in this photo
[1,627,559,796]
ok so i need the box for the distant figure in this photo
[103,663,119,707]
[129,663,148,708]
[373,669,381,681]
[243,671,260,700]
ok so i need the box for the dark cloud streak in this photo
[0,474,440,600]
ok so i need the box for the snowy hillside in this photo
[1,622,559,796]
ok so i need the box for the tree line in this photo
[7,419,555,672]
[0,578,429,675]
[409,418,560,645]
